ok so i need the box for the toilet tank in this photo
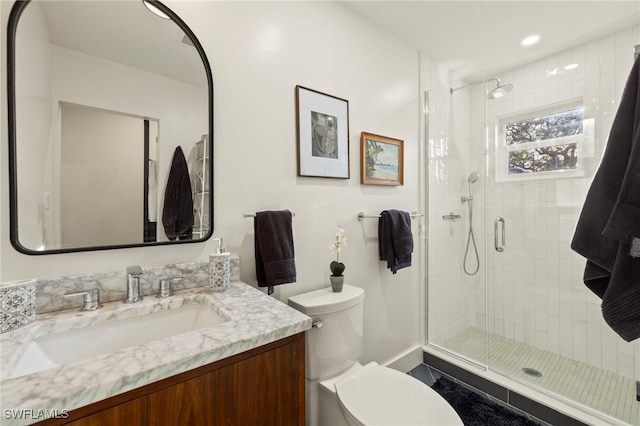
[288,285,364,381]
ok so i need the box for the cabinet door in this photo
[148,367,232,426]
[63,397,146,426]
[149,337,303,426]
[233,340,301,425]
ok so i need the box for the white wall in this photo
[60,104,143,247]
[0,1,423,366]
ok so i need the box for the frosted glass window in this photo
[506,108,583,146]
[508,143,577,174]
[497,105,584,179]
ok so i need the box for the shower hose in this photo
[463,199,480,276]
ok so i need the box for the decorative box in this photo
[0,279,36,334]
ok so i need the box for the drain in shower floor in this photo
[522,367,543,377]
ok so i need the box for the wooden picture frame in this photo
[295,85,350,179]
[360,132,404,185]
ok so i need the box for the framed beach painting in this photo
[295,85,350,179]
[360,132,404,185]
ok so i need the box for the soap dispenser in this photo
[210,238,230,292]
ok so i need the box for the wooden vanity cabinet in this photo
[62,398,147,426]
[36,333,305,426]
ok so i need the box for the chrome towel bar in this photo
[243,212,296,218]
[357,211,423,221]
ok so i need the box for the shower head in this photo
[462,172,480,203]
[487,78,513,99]
[450,77,513,100]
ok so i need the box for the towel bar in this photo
[243,212,296,218]
[357,211,423,221]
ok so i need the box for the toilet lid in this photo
[335,363,463,426]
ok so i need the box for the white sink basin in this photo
[7,300,229,379]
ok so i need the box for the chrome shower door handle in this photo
[494,216,505,252]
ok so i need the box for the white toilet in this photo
[288,285,463,426]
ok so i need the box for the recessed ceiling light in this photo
[143,1,170,20]
[564,63,579,70]
[521,34,540,47]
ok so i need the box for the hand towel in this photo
[571,54,640,342]
[254,210,296,295]
[162,146,194,241]
[378,210,413,274]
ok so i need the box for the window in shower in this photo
[494,101,589,181]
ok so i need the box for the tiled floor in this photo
[444,327,639,425]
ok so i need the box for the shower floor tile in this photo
[445,327,639,425]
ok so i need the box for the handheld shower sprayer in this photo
[461,172,480,203]
[462,172,480,275]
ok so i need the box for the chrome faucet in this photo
[124,265,144,303]
[64,288,103,311]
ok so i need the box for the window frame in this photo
[494,98,590,182]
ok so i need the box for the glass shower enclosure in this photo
[426,25,640,425]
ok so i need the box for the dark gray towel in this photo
[162,146,193,241]
[254,210,296,295]
[379,210,413,274]
[571,55,640,342]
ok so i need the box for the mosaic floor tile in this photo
[445,327,639,425]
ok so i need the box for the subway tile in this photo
[616,347,633,378]
[547,315,560,354]
[601,326,633,376]
[615,26,634,48]
[599,34,616,74]
[559,329,574,359]
[573,320,588,363]
[570,45,586,82]
[558,50,573,100]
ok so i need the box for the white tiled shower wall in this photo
[429,24,640,380]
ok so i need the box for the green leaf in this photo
[330,260,345,276]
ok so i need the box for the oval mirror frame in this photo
[6,0,214,255]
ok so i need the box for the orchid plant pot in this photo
[329,227,347,293]
[330,275,344,293]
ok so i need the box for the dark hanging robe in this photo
[162,146,194,241]
[571,55,640,342]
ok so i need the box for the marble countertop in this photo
[0,281,311,425]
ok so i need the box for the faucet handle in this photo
[157,277,183,298]
[65,288,103,311]
[126,265,144,277]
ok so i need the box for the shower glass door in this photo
[426,75,488,368]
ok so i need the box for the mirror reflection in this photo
[9,0,213,253]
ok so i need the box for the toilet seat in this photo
[335,362,463,426]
